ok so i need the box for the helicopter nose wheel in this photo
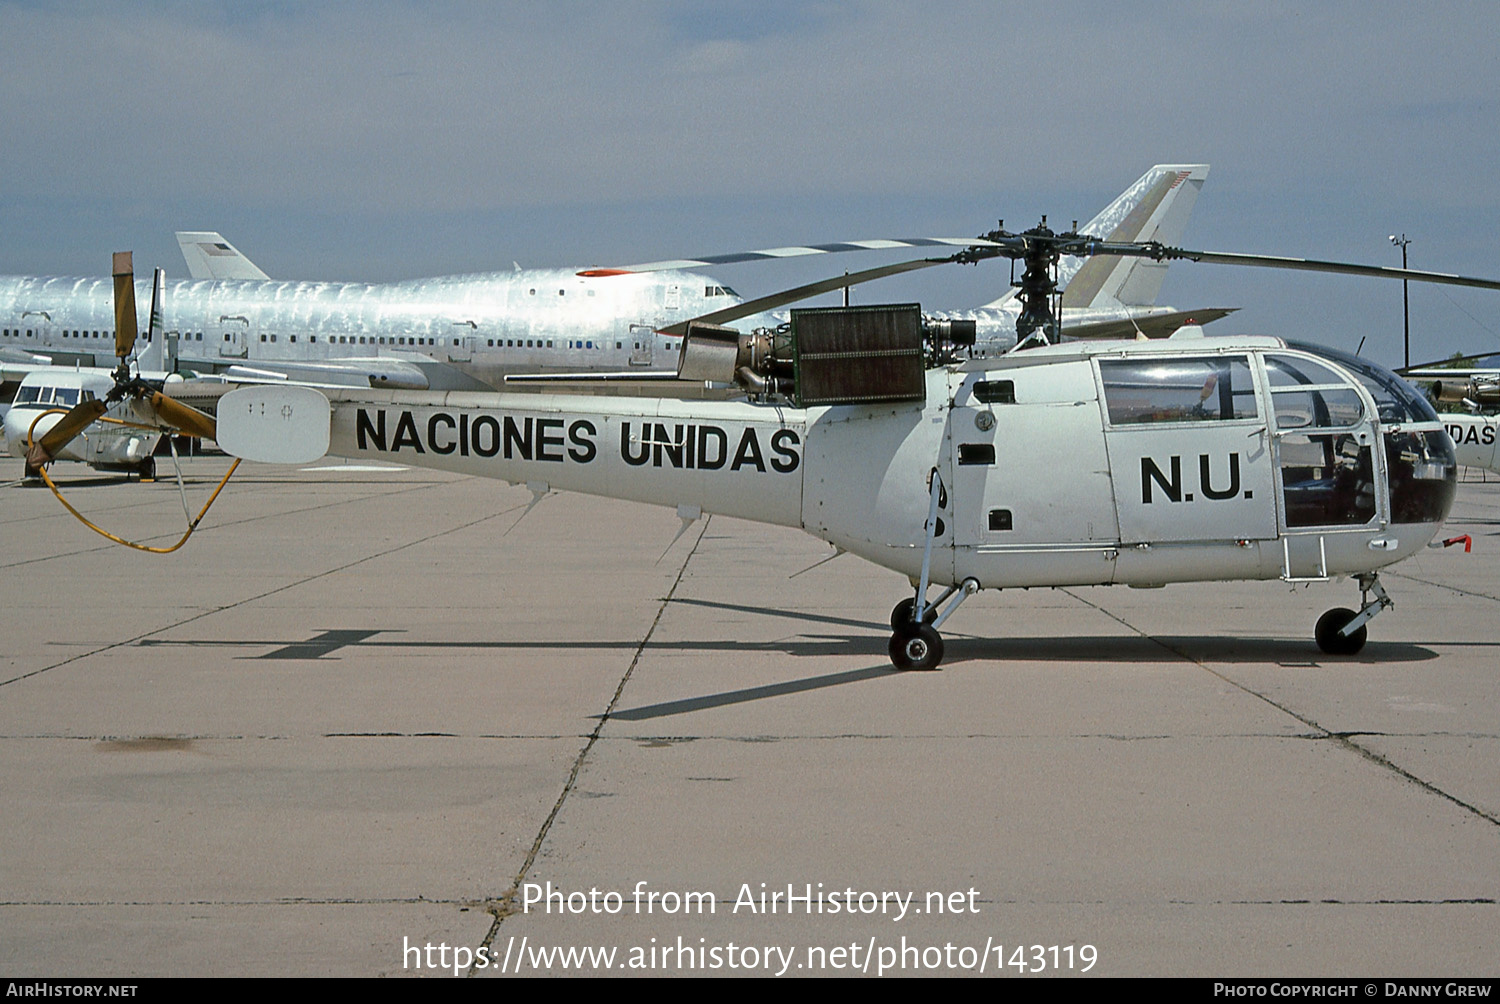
[1315,608,1367,655]
[1313,573,1391,656]
[887,578,980,671]
[890,623,944,671]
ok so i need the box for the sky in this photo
[3,0,1498,369]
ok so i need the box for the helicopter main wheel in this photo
[890,597,938,630]
[889,623,944,671]
[137,456,156,481]
[1315,607,1367,656]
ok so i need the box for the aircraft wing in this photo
[175,353,501,393]
[177,354,434,390]
[1,360,60,384]
[1060,307,1236,341]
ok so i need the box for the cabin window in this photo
[1100,356,1257,425]
[987,509,1013,531]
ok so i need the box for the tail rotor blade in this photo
[28,399,108,467]
[113,251,138,360]
[149,391,216,440]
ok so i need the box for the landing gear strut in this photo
[1314,573,1392,656]
[886,468,983,670]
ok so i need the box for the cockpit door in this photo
[1261,352,1381,533]
[1099,354,1277,543]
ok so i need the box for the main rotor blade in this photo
[580,237,1002,276]
[1152,246,1500,293]
[29,398,108,466]
[1401,350,1500,374]
[112,251,138,360]
[657,256,955,337]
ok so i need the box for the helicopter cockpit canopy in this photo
[1286,341,1456,525]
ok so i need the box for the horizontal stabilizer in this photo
[217,386,330,464]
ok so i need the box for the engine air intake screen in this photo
[789,304,925,408]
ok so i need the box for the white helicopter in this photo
[1398,353,1500,474]
[31,225,1500,669]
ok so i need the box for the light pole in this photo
[1389,234,1411,368]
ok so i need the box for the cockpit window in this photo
[1264,355,1347,389]
[1265,354,1365,430]
[1287,341,1439,424]
[1100,356,1258,424]
[16,385,41,405]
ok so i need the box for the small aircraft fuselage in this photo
[319,334,1454,592]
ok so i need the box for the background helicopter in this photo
[31,221,1500,669]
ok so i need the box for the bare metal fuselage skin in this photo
[320,335,1455,590]
[0,269,735,388]
[0,269,1200,392]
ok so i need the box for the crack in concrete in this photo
[471,516,709,976]
[1061,589,1500,829]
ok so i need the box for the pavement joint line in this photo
[7,727,1495,742]
[4,895,1495,908]
[0,498,528,690]
[0,476,464,572]
[473,516,711,972]
[1386,569,1500,603]
[1062,589,1500,830]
